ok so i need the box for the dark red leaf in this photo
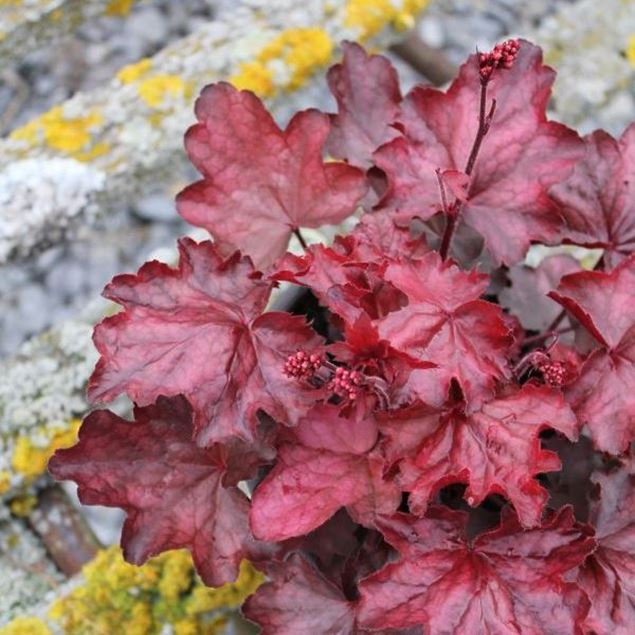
[48,396,256,586]
[550,125,635,269]
[374,40,583,264]
[377,252,513,408]
[250,403,400,541]
[327,41,402,169]
[549,255,635,453]
[500,254,581,331]
[358,506,595,634]
[329,314,435,407]
[399,384,579,527]
[176,82,367,268]
[243,554,356,635]
[579,455,635,633]
[89,239,323,445]
[273,233,408,322]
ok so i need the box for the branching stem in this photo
[439,81,496,260]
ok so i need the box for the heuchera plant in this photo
[49,39,635,634]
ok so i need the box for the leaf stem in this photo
[439,80,495,260]
[293,228,308,250]
[521,326,574,348]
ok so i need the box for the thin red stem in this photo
[439,214,457,261]
[439,80,493,260]
[293,228,308,250]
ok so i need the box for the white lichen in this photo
[0,158,105,262]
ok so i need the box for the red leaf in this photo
[439,169,470,203]
[377,252,512,407]
[550,125,635,269]
[329,314,435,407]
[243,554,356,634]
[48,397,255,586]
[374,40,582,264]
[399,385,578,527]
[358,506,594,634]
[273,232,408,322]
[176,83,367,268]
[549,255,635,454]
[89,239,323,445]
[326,41,402,169]
[250,403,399,541]
[500,254,581,331]
[349,212,429,262]
[579,456,635,633]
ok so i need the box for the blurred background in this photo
[1,1,634,633]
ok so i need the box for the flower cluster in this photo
[478,38,520,81]
[50,39,635,634]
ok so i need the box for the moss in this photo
[0,617,51,635]
[47,547,263,634]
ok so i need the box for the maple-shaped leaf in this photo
[550,125,635,269]
[500,254,580,331]
[578,456,635,634]
[398,384,578,527]
[250,403,400,541]
[273,215,427,325]
[274,236,405,323]
[48,397,255,586]
[243,553,420,635]
[358,506,595,634]
[89,239,323,445]
[326,41,402,169]
[377,252,512,408]
[374,40,583,265]
[176,82,367,269]
[549,255,635,454]
[349,212,430,262]
[329,314,435,406]
[243,554,357,635]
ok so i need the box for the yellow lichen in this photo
[345,0,429,40]
[48,546,263,634]
[627,35,635,67]
[117,58,152,84]
[10,107,103,156]
[8,493,37,517]
[105,0,134,16]
[0,470,11,495]
[73,141,111,162]
[260,28,333,89]
[0,617,51,635]
[229,61,275,97]
[12,419,81,480]
[138,74,191,108]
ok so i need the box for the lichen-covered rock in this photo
[0,0,429,265]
